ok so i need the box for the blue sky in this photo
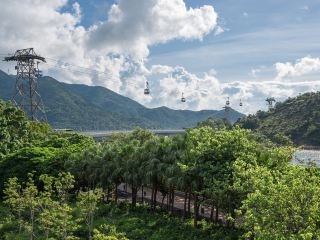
[1,0,320,113]
[63,0,320,82]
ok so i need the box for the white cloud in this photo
[87,0,218,59]
[214,26,225,35]
[1,0,319,115]
[275,56,320,80]
[0,0,220,104]
[243,12,249,17]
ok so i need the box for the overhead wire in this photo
[1,53,245,107]
[44,61,141,88]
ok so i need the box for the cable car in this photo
[239,99,243,107]
[226,97,230,106]
[144,81,150,95]
[181,92,186,102]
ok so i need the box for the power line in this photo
[2,52,246,110]
[46,58,113,77]
[44,62,142,88]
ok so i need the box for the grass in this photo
[0,202,241,239]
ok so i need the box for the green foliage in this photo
[237,92,320,146]
[237,165,320,239]
[2,173,79,239]
[0,100,29,157]
[0,97,319,239]
[93,224,128,240]
[95,204,241,240]
[77,189,104,239]
[197,117,232,129]
[182,126,264,225]
[0,114,95,196]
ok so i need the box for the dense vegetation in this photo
[0,70,243,130]
[237,92,320,146]
[0,100,319,239]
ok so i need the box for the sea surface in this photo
[293,150,320,166]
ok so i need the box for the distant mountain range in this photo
[0,70,244,130]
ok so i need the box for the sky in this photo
[0,0,320,114]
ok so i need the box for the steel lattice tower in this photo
[4,48,47,121]
[266,97,276,110]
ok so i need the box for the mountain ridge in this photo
[0,70,244,130]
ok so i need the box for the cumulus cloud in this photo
[87,0,218,59]
[0,0,220,106]
[275,56,320,80]
[1,0,318,115]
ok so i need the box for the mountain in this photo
[0,70,244,130]
[237,92,320,146]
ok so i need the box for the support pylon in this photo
[266,97,276,111]
[4,48,47,122]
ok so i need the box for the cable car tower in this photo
[266,97,276,110]
[223,97,231,122]
[4,48,47,121]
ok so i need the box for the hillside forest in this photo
[237,92,320,146]
[0,100,319,239]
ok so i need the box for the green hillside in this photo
[0,70,243,130]
[237,92,320,146]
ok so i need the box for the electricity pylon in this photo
[4,48,47,121]
[266,97,276,110]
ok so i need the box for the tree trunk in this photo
[131,187,137,208]
[141,185,144,204]
[30,208,34,240]
[193,194,199,228]
[187,192,191,216]
[210,204,214,222]
[106,187,110,202]
[170,189,175,213]
[151,187,155,208]
[161,194,166,208]
[183,191,187,219]
[18,211,22,234]
[112,183,118,203]
[153,185,158,210]
[215,204,219,223]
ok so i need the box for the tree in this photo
[3,172,79,239]
[77,188,104,239]
[182,126,262,226]
[197,118,232,130]
[0,100,30,157]
[92,224,128,240]
[3,177,24,234]
[238,165,320,239]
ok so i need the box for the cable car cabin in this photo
[181,93,186,102]
[239,100,243,107]
[144,81,150,95]
[144,88,150,95]
[226,97,230,106]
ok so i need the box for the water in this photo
[293,150,320,166]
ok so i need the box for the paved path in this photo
[118,184,226,222]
